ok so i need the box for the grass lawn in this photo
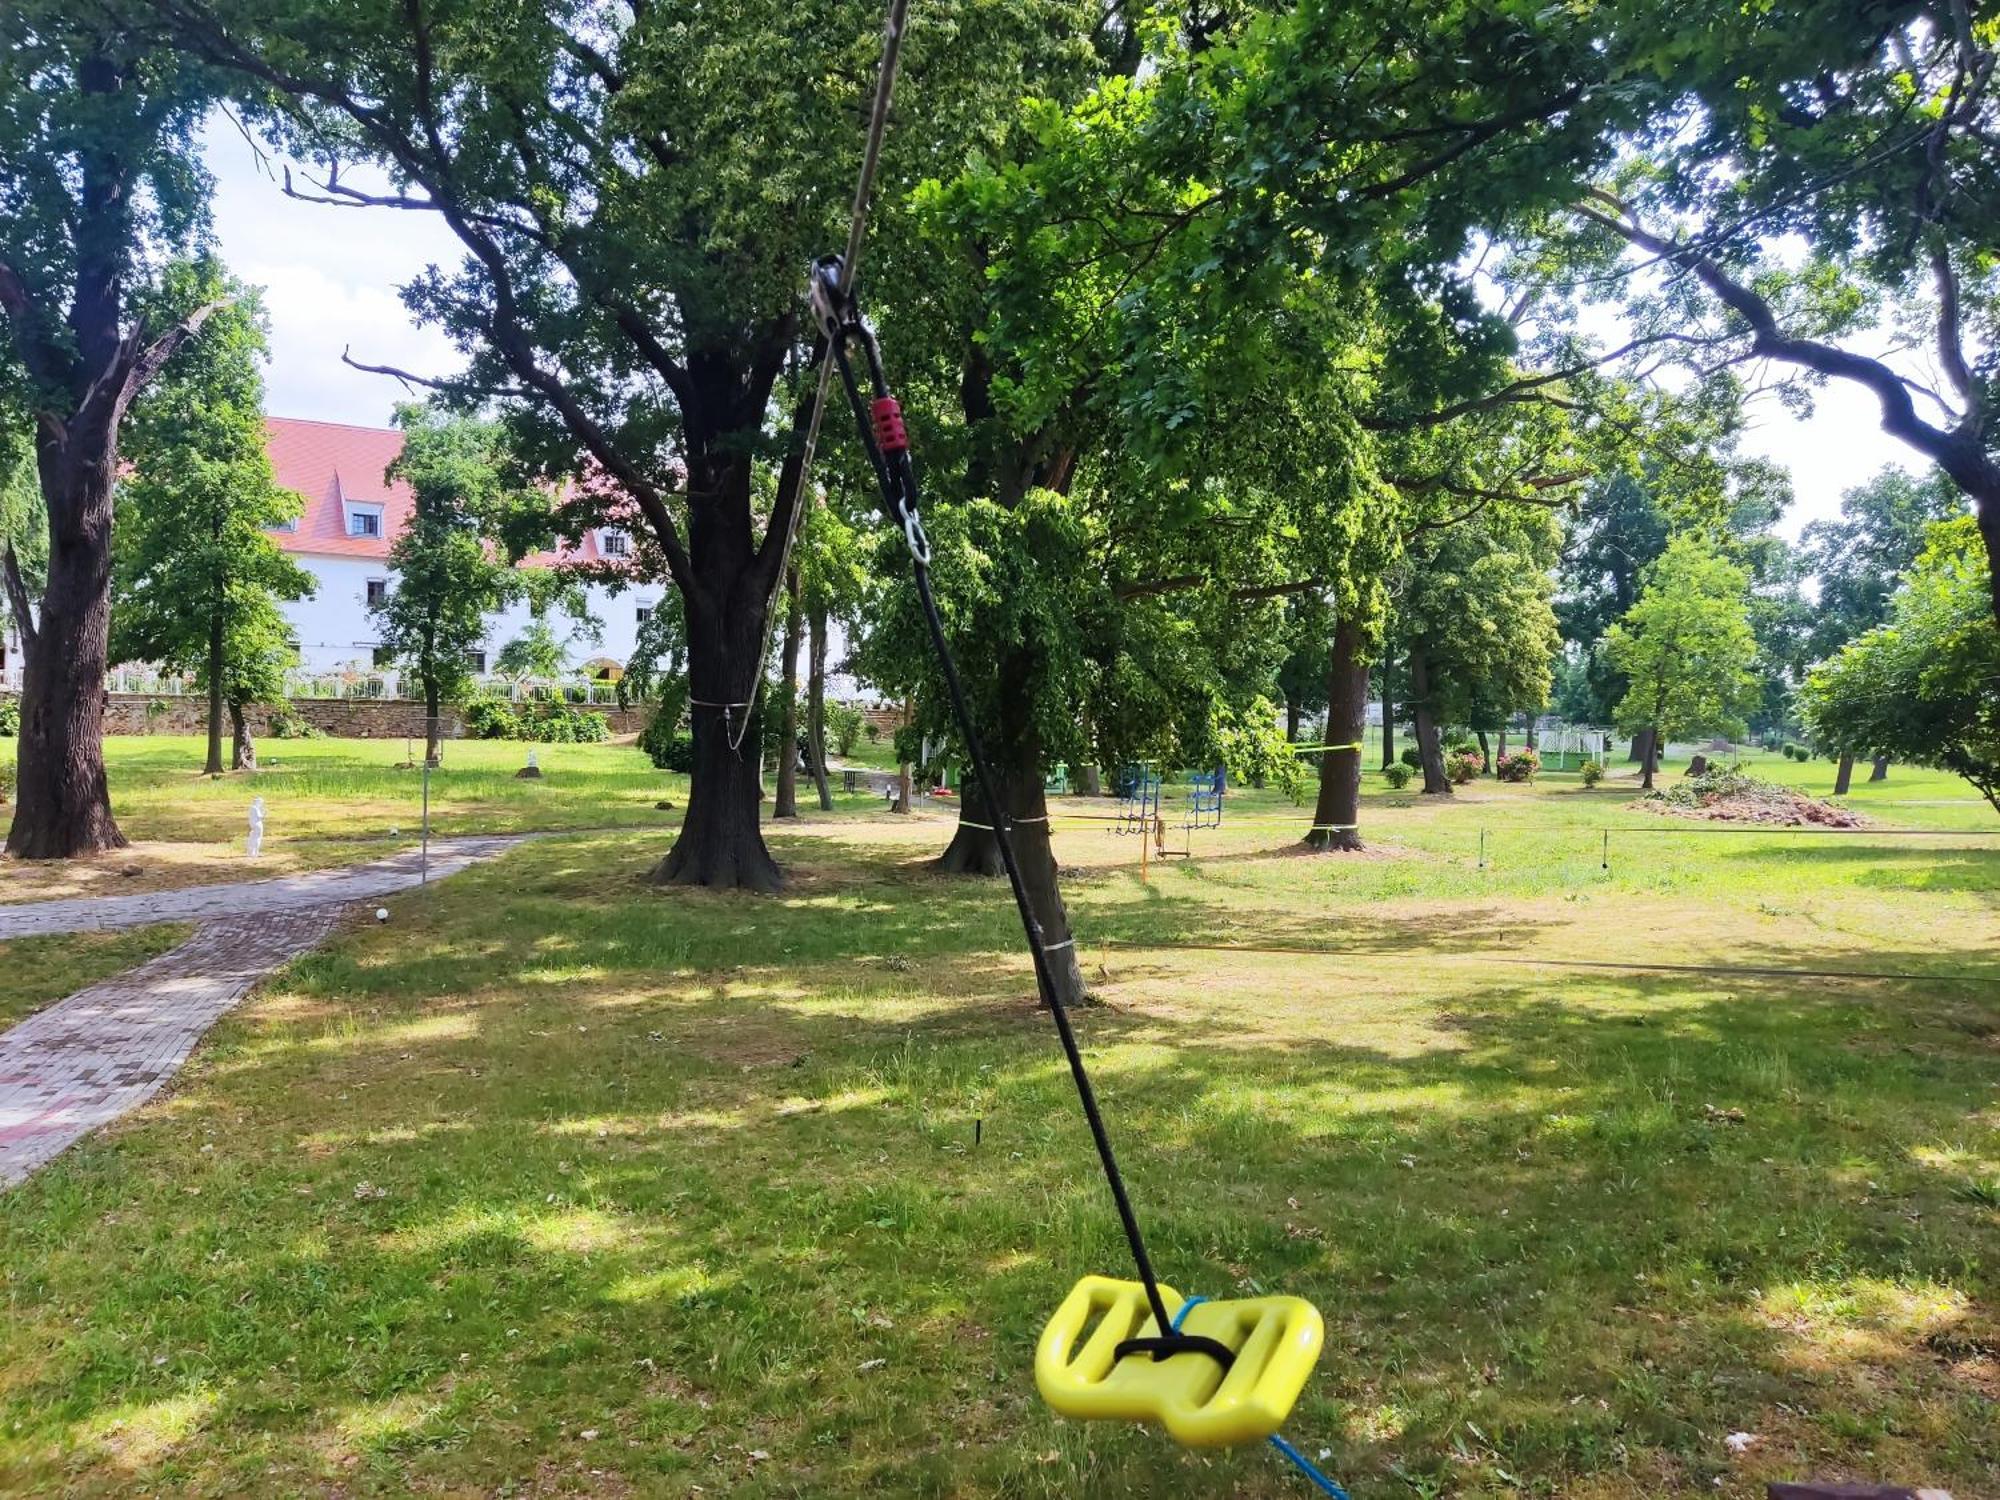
[0,925,192,1032]
[0,735,896,903]
[0,753,1993,1496]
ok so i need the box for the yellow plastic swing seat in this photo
[1034,1275,1324,1448]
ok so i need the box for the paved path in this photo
[0,835,522,939]
[0,836,524,1186]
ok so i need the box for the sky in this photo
[204,118,1924,543]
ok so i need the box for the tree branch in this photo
[0,257,72,388]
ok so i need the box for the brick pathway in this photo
[0,835,523,939]
[0,836,524,1186]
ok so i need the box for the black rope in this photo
[816,265,1226,1370]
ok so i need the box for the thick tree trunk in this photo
[1476,730,1492,775]
[774,567,803,820]
[6,431,125,859]
[204,610,226,776]
[1408,645,1450,796]
[1869,754,1889,782]
[656,579,782,890]
[1076,764,1101,796]
[1833,753,1855,796]
[1305,615,1367,851]
[807,603,832,812]
[937,746,1088,1008]
[228,700,256,772]
[1640,727,1660,790]
[1284,697,1301,744]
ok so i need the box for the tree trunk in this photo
[1284,696,1301,744]
[204,609,226,777]
[1869,754,1889,782]
[807,603,832,812]
[1497,726,1508,762]
[1409,645,1449,795]
[656,579,782,891]
[774,567,803,820]
[424,682,443,767]
[229,700,256,772]
[1305,614,1367,851]
[6,428,126,859]
[1640,727,1660,790]
[1476,730,1492,775]
[1380,651,1396,769]
[1525,719,1538,751]
[936,745,1088,1008]
[1833,753,1854,796]
[1076,764,1102,796]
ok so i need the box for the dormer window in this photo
[599,528,631,558]
[346,502,385,538]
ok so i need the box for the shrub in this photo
[1579,759,1605,787]
[1447,736,1481,760]
[1382,761,1413,790]
[826,701,865,757]
[1446,750,1482,785]
[516,699,609,743]
[639,705,694,771]
[1400,746,1421,769]
[465,695,607,743]
[0,758,12,802]
[864,721,882,742]
[266,705,324,740]
[463,696,521,740]
[0,696,18,736]
[1495,747,1541,783]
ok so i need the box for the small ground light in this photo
[375,908,389,923]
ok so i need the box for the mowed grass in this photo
[0,735,893,902]
[0,925,191,1031]
[0,756,1994,1496]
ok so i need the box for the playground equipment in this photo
[803,6,1339,1488]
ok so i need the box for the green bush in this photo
[1446,749,1482,785]
[463,697,521,740]
[827,701,865,757]
[1399,746,1421,769]
[1579,759,1605,787]
[516,699,609,743]
[266,705,324,740]
[1382,761,1413,790]
[0,696,18,737]
[465,695,607,743]
[639,705,694,771]
[864,721,881,742]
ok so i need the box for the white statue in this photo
[246,796,266,858]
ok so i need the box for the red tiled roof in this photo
[263,415,621,568]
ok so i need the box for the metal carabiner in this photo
[898,499,932,565]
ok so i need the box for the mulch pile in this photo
[1633,767,1866,828]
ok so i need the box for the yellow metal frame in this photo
[1034,1275,1324,1448]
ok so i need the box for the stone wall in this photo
[94,693,647,739]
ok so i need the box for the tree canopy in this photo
[1802,516,2000,815]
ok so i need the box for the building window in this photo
[635,605,652,625]
[365,579,388,606]
[600,529,631,558]
[347,505,383,538]
[465,650,487,673]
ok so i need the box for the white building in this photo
[265,416,663,677]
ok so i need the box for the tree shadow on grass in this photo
[5,894,1996,1497]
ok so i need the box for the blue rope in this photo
[1168,1295,1351,1500]
[1267,1434,1351,1499]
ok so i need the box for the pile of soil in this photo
[1635,766,1866,827]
